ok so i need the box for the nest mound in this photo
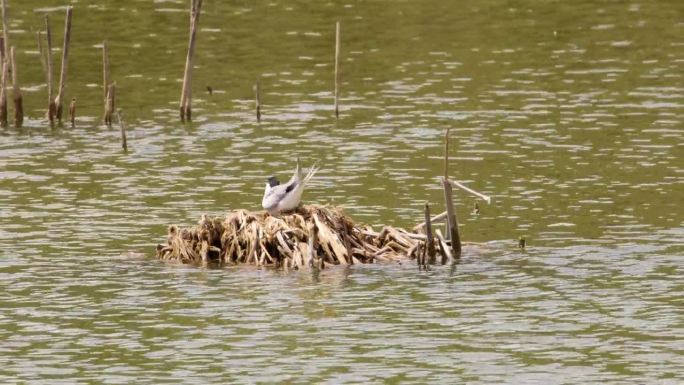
[156,205,429,268]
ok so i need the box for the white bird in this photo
[262,158,319,215]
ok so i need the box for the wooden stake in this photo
[69,98,75,127]
[9,46,21,127]
[441,176,462,257]
[334,21,340,118]
[0,38,6,127]
[435,229,452,265]
[104,82,115,126]
[308,225,317,269]
[444,128,450,179]
[45,15,56,124]
[54,6,73,122]
[179,0,202,122]
[102,40,109,107]
[0,0,7,128]
[424,202,436,265]
[1,0,9,58]
[255,78,261,122]
[116,108,127,152]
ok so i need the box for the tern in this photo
[262,158,319,215]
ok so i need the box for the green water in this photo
[1,0,682,383]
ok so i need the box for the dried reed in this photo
[156,205,435,268]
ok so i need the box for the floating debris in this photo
[156,205,437,269]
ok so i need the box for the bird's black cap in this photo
[267,176,280,187]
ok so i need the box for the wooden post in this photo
[0,0,11,128]
[307,225,317,269]
[0,0,9,128]
[0,0,7,127]
[179,0,202,121]
[255,78,261,122]
[0,0,8,127]
[116,108,127,152]
[102,40,114,126]
[104,82,115,126]
[45,15,56,124]
[9,46,21,127]
[434,229,452,265]
[444,128,450,179]
[441,176,462,257]
[417,235,424,268]
[37,28,51,124]
[443,128,449,240]
[0,39,6,127]
[334,21,340,118]
[102,40,109,107]
[424,202,436,264]
[54,6,73,122]
[1,0,9,58]
[69,98,75,127]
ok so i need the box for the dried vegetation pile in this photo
[156,205,432,268]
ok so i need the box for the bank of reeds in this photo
[156,205,434,268]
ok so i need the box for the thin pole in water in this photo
[104,82,115,127]
[9,46,21,127]
[45,15,56,125]
[255,78,261,122]
[441,177,461,257]
[0,38,7,127]
[69,98,76,127]
[441,128,461,256]
[102,40,110,108]
[54,6,73,123]
[116,108,127,152]
[334,21,340,118]
[444,128,450,180]
[0,0,8,56]
[0,0,8,127]
[180,0,202,122]
[424,202,436,265]
[102,40,114,125]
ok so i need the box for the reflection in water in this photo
[0,0,682,383]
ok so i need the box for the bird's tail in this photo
[294,157,319,185]
[295,157,303,181]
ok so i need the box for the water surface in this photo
[0,0,682,383]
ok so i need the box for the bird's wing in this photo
[262,183,295,210]
[285,180,297,193]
